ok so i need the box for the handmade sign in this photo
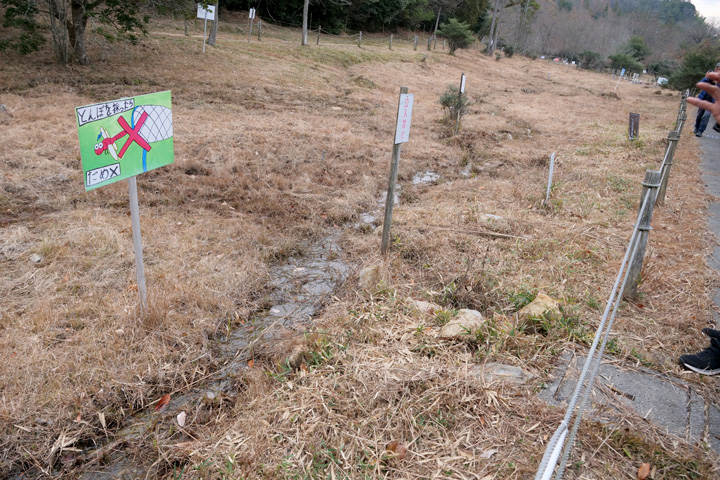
[394,94,414,144]
[76,91,174,191]
[197,3,215,20]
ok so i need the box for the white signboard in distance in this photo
[394,94,414,145]
[460,74,466,94]
[197,3,216,20]
[249,8,256,19]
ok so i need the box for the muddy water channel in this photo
[68,235,349,479]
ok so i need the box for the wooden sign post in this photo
[76,91,175,312]
[197,3,216,54]
[628,113,640,140]
[381,87,414,256]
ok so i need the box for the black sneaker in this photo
[679,332,720,375]
[696,133,703,137]
[702,328,720,339]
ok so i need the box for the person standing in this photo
[693,63,720,138]
[680,69,720,374]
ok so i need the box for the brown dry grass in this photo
[0,12,718,479]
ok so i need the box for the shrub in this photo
[504,44,515,58]
[437,18,475,55]
[439,84,469,123]
[669,44,720,90]
[607,53,644,73]
[579,50,603,70]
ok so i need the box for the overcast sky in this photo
[693,0,720,20]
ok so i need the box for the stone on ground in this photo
[439,309,484,339]
[517,293,560,329]
[471,363,535,385]
[358,265,380,293]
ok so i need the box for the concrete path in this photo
[539,350,720,452]
[539,130,720,455]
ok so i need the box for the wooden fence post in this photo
[390,34,393,49]
[427,36,432,51]
[623,170,662,300]
[414,35,418,50]
[317,26,321,45]
[656,130,679,205]
[358,31,362,46]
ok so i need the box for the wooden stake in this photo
[317,26,321,45]
[389,34,393,49]
[656,130,679,205]
[381,87,408,257]
[455,72,465,134]
[128,176,147,311]
[623,170,661,300]
[544,152,556,205]
[414,35,418,50]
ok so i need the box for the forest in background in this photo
[1,0,720,86]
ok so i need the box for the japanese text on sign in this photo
[197,3,216,20]
[394,94,414,144]
[77,100,134,127]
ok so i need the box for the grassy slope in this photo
[0,13,716,479]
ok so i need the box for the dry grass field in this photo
[1,12,718,479]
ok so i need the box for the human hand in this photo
[687,72,720,125]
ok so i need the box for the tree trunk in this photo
[208,1,219,47]
[48,0,71,64]
[487,0,501,54]
[302,0,309,46]
[490,0,505,55]
[515,0,531,49]
[70,0,88,65]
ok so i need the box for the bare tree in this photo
[302,0,309,46]
[208,0,219,46]
[684,17,718,46]
[487,0,502,54]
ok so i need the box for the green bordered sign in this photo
[76,91,174,191]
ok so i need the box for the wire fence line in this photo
[534,92,689,480]
[217,16,455,51]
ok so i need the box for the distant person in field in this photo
[692,63,720,138]
[680,69,720,374]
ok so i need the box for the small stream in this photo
[67,234,348,479]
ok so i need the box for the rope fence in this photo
[534,91,690,480]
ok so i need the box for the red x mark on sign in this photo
[116,112,152,158]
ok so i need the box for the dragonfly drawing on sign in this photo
[94,105,173,171]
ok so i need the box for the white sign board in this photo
[394,94,414,145]
[249,8,256,19]
[460,74,466,93]
[197,4,216,20]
